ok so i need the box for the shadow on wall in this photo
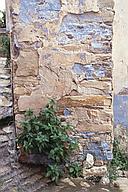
[114,95,128,154]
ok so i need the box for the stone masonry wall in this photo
[9,0,114,174]
[0,57,12,120]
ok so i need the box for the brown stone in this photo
[16,25,39,43]
[16,50,39,77]
[94,160,104,166]
[58,96,112,108]
[18,94,48,112]
[78,81,112,95]
[13,76,39,87]
[77,122,112,133]
[14,86,31,95]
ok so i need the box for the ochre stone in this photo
[18,94,48,112]
[58,96,111,108]
[16,50,39,77]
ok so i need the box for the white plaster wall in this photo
[0,0,5,11]
[113,0,128,94]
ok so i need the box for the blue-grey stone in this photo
[64,108,71,116]
[114,95,128,128]
[105,151,113,161]
[101,141,110,151]
[72,63,107,80]
[19,0,61,23]
[58,14,112,45]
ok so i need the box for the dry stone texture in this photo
[0,58,12,119]
[9,0,114,173]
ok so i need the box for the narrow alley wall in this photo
[113,0,128,152]
[9,0,114,176]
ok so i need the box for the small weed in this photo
[46,164,62,184]
[69,162,82,178]
[108,139,128,181]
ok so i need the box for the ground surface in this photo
[0,124,127,192]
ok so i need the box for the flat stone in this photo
[83,153,94,169]
[3,126,13,134]
[98,0,114,9]
[18,94,48,112]
[0,96,12,107]
[61,178,76,187]
[0,107,13,119]
[100,175,110,185]
[80,181,90,188]
[16,50,39,77]
[61,0,99,13]
[83,165,108,178]
[0,135,9,142]
[58,96,112,108]
[0,79,11,87]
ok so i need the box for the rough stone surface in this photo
[0,58,12,119]
[100,175,110,186]
[83,153,94,169]
[83,165,108,178]
[116,178,128,192]
[0,124,46,192]
[9,0,114,176]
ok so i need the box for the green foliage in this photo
[0,11,6,28]
[111,140,128,170]
[0,35,10,66]
[46,164,62,183]
[107,164,118,181]
[17,100,78,183]
[108,139,128,181]
[69,162,82,178]
[0,35,10,56]
[0,11,10,65]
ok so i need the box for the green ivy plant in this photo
[17,100,78,183]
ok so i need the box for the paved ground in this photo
[116,178,128,192]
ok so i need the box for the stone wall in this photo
[9,0,114,174]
